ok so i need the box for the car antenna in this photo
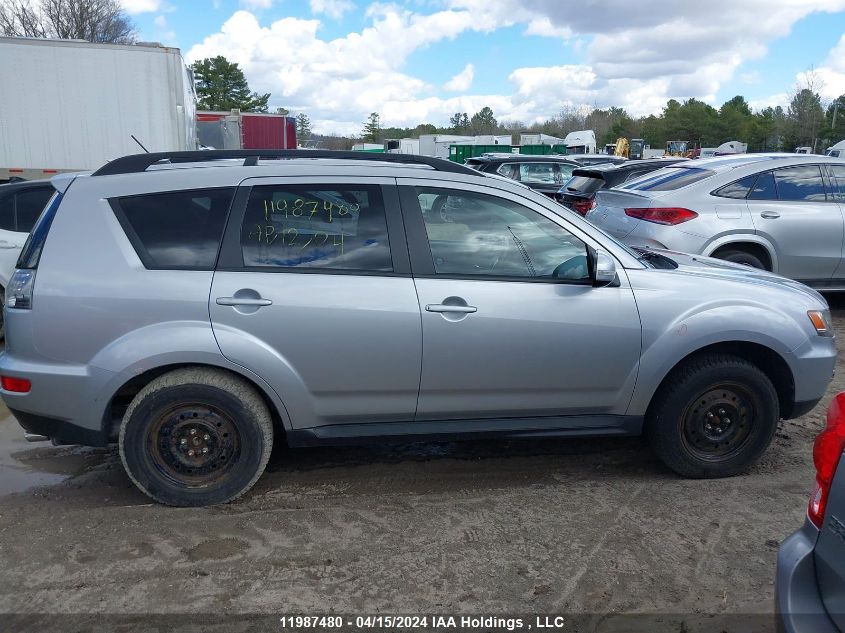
[131,135,150,153]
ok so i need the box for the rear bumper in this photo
[10,408,108,446]
[0,351,114,446]
[776,521,839,633]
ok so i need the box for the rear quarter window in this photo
[712,174,758,199]
[622,167,716,191]
[111,188,235,270]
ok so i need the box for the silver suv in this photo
[587,154,845,286]
[0,150,836,506]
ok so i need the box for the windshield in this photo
[621,166,715,191]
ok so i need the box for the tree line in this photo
[362,90,845,153]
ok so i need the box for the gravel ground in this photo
[1,297,843,633]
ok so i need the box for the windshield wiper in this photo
[508,226,536,277]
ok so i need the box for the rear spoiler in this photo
[571,168,607,180]
[50,172,89,194]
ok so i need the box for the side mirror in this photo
[590,247,619,287]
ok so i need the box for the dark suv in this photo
[556,158,688,215]
[464,154,581,197]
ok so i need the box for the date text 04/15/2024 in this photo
[278,615,571,630]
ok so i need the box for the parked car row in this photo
[585,154,845,288]
[464,153,627,197]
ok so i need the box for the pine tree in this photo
[362,112,381,142]
[296,113,312,140]
[191,56,270,113]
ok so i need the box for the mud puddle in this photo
[0,415,98,496]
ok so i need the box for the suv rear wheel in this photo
[119,367,273,506]
[713,248,767,270]
[646,353,779,478]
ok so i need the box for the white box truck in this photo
[563,130,596,154]
[0,36,196,181]
[827,140,845,158]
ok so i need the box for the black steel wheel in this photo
[680,383,758,461]
[147,403,242,488]
[119,367,273,506]
[646,353,779,478]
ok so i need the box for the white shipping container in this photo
[520,133,564,146]
[419,134,474,157]
[0,36,196,180]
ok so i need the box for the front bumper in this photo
[776,520,839,633]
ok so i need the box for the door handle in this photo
[425,304,477,314]
[216,297,273,307]
[760,210,780,219]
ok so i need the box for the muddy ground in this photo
[1,299,844,633]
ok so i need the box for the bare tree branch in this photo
[0,0,47,37]
[0,0,135,42]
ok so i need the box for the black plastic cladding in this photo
[91,150,478,177]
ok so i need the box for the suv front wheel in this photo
[119,367,274,506]
[646,353,779,478]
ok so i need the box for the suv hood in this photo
[640,247,827,305]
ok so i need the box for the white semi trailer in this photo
[0,36,197,181]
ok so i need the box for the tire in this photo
[714,249,767,270]
[645,353,779,478]
[119,367,273,506]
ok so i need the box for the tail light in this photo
[624,207,698,225]
[6,269,36,310]
[809,392,845,528]
[572,198,597,216]
[0,376,31,393]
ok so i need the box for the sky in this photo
[120,0,845,136]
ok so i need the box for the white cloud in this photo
[240,0,273,9]
[310,0,354,19]
[748,93,790,111]
[186,2,845,134]
[811,34,845,101]
[443,63,474,91]
[120,0,165,13]
[153,14,177,46]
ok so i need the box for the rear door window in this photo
[773,165,828,201]
[111,188,234,269]
[240,184,392,272]
[496,163,520,180]
[15,187,54,232]
[622,167,715,191]
[748,171,778,200]
[518,162,573,185]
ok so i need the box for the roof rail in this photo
[91,149,477,176]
